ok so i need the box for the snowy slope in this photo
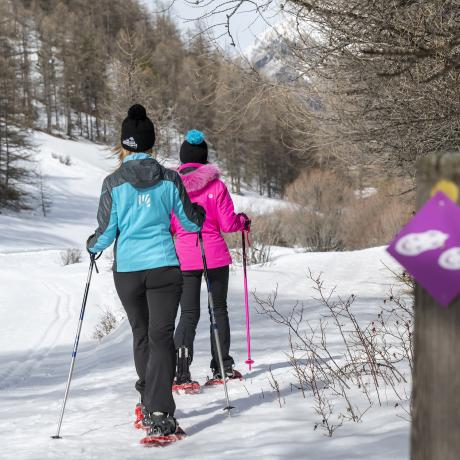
[0,134,410,459]
[0,132,116,253]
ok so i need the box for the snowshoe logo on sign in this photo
[387,191,460,306]
[122,137,137,149]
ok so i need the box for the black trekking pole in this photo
[198,232,234,416]
[52,252,101,439]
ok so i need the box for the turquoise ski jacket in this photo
[87,153,205,272]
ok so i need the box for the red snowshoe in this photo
[172,380,201,395]
[140,412,185,447]
[140,426,186,447]
[205,369,243,386]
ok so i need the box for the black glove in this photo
[86,234,96,254]
[193,203,206,227]
[238,212,251,231]
[86,234,102,272]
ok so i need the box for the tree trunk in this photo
[52,67,60,131]
[411,153,460,460]
[94,98,100,141]
[78,112,83,136]
[45,74,52,133]
[85,112,89,139]
[66,91,72,137]
[5,116,10,187]
[21,26,33,127]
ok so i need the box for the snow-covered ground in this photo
[0,133,409,459]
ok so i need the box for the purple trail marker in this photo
[387,191,460,307]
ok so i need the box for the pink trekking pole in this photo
[242,231,254,371]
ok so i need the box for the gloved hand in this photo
[86,234,102,271]
[193,203,206,227]
[238,213,251,232]
[86,234,96,255]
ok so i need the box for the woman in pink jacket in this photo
[171,130,250,386]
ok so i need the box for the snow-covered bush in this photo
[51,153,72,166]
[60,248,82,266]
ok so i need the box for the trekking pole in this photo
[52,252,101,439]
[198,232,234,416]
[242,231,254,371]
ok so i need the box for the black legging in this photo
[174,265,234,372]
[113,266,183,415]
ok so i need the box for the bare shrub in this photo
[61,248,82,266]
[92,307,120,342]
[224,171,412,258]
[282,208,344,252]
[226,211,284,265]
[342,189,413,250]
[274,170,412,251]
[268,365,284,408]
[286,169,352,209]
[283,169,354,251]
[255,270,414,435]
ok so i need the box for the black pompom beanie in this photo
[121,104,156,153]
[180,130,208,164]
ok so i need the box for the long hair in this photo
[112,144,153,165]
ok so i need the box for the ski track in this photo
[0,281,72,390]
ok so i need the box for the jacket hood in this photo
[178,163,220,193]
[119,157,163,189]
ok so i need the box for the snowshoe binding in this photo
[205,367,243,386]
[172,346,201,394]
[140,412,186,447]
[134,403,149,430]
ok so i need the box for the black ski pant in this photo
[174,265,234,372]
[113,266,182,415]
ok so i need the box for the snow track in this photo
[0,281,72,390]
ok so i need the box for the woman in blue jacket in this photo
[87,104,205,438]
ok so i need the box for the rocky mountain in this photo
[245,20,300,82]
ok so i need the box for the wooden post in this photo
[411,153,460,460]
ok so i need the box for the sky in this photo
[142,0,282,54]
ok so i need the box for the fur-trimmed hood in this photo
[178,163,221,194]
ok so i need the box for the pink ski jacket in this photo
[171,162,246,271]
